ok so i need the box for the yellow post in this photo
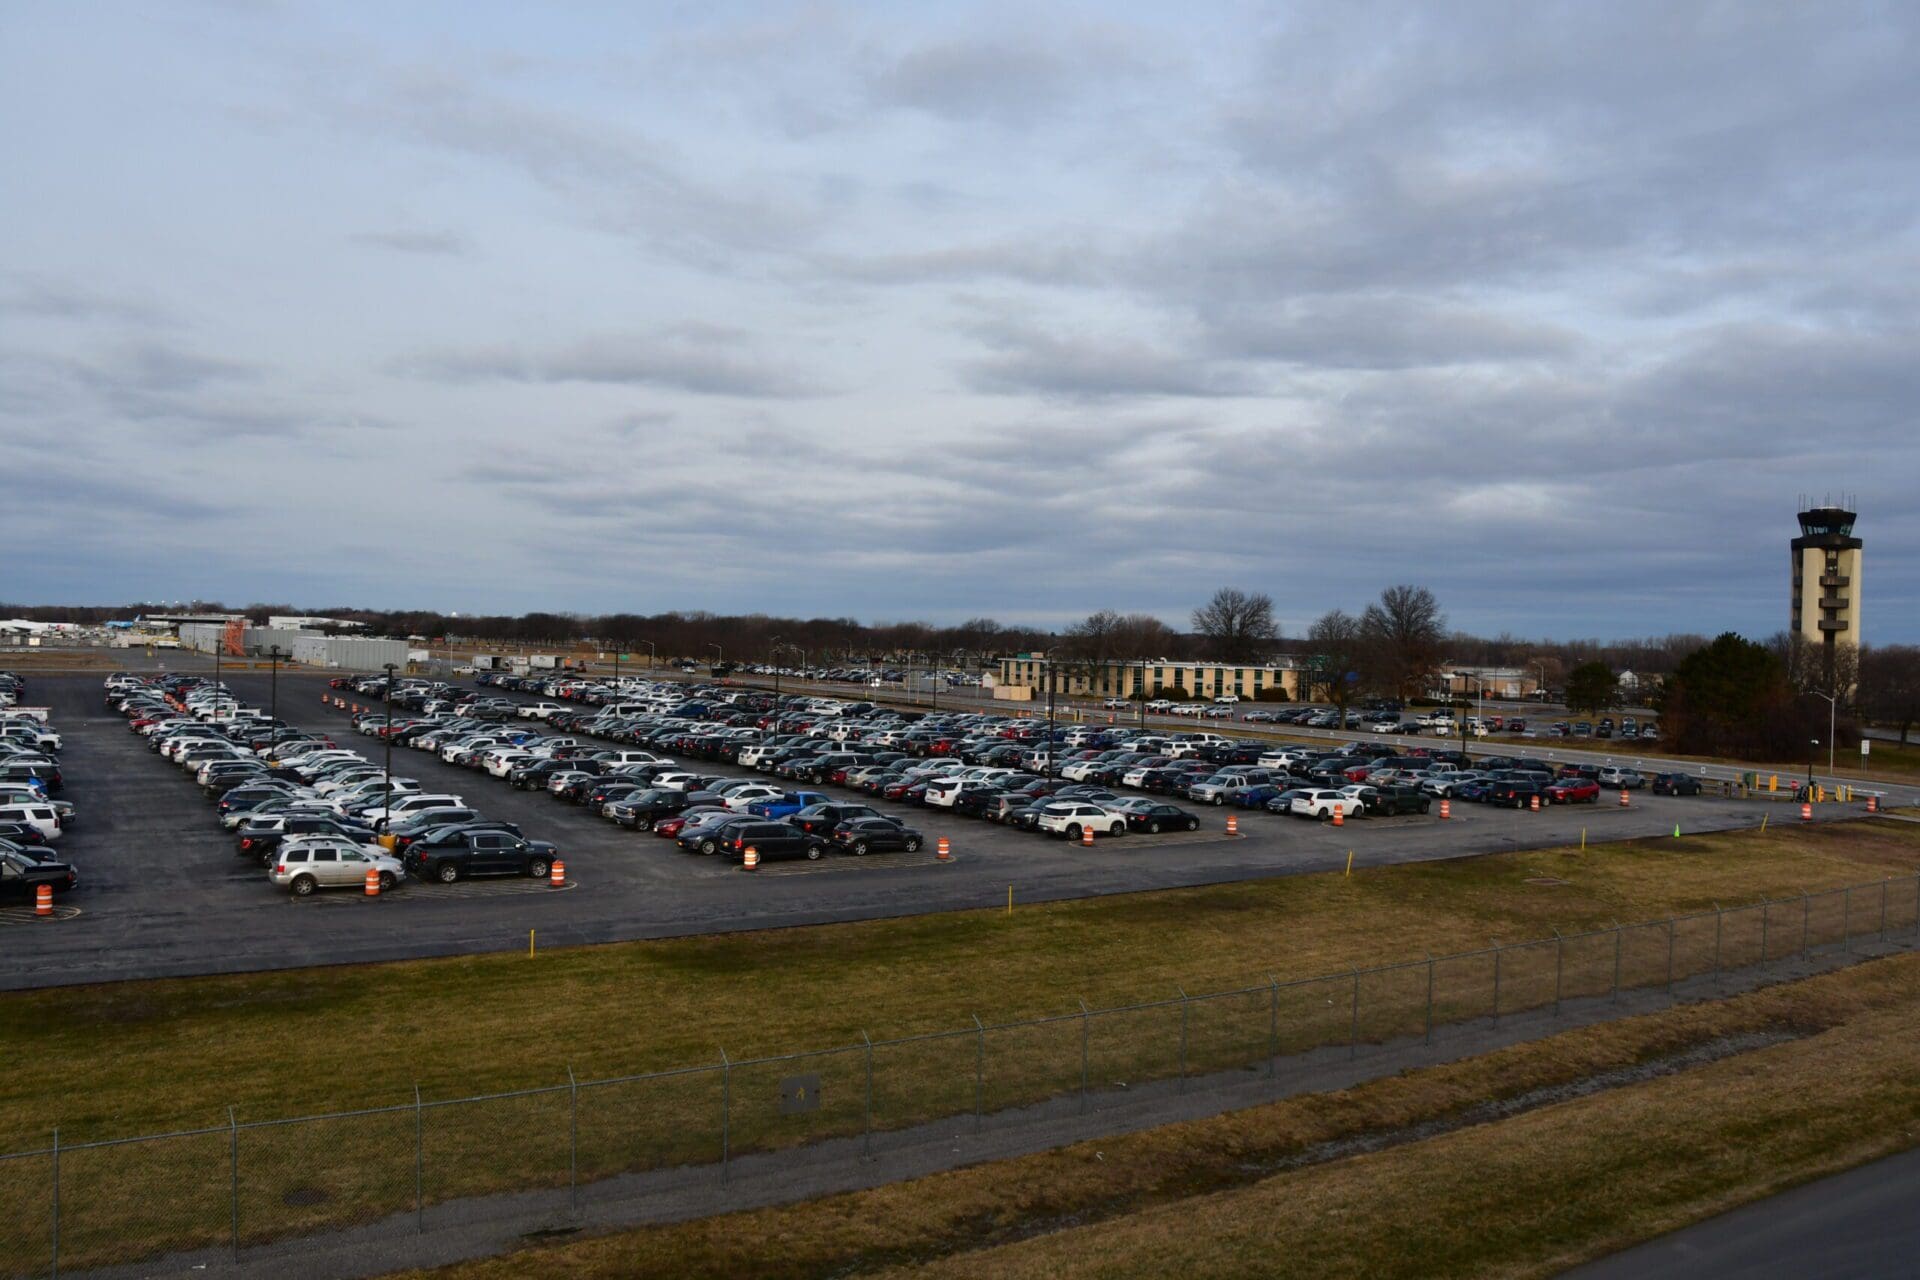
[529,928,535,957]
[1007,885,1013,916]
[1761,812,1769,832]
[1768,774,1778,793]
[1345,850,1354,877]
[1581,828,1587,852]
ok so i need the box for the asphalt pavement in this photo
[0,671,1862,991]
[1563,1144,1920,1279]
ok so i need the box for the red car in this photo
[1544,778,1601,805]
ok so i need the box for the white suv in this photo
[1035,802,1127,839]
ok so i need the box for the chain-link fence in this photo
[5,872,1916,1276]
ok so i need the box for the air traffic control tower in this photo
[1791,504,1862,665]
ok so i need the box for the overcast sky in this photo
[2,2,1914,641]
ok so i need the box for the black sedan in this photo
[829,818,925,856]
[1120,803,1201,834]
[1650,773,1703,796]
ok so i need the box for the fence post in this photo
[860,1031,874,1158]
[1551,930,1563,1016]
[413,1085,423,1233]
[50,1127,58,1280]
[719,1050,732,1185]
[1424,955,1435,1044]
[1176,987,1189,1092]
[1267,976,1279,1078]
[1842,887,1851,954]
[1665,919,1676,995]
[566,1066,579,1214]
[971,1015,985,1131]
[1077,1000,1091,1113]
[1712,903,1723,983]
[229,1105,240,1259]
[1349,969,1361,1058]
[1612,923,1623,1002]
[1491,946,1502,1028]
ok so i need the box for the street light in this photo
[768,636,785,739]
[267,645,285,758]
[708,643,723,671]
[381,661,398,827]
[1809,690,1839,778]
[641,639,657,670]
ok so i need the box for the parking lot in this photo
[2,670,1845,991]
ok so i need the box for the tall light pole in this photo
[1043,657,1057,779]
[381,661,398,827]
[768,636,785,739]
[641,639,656,670]
[267,645,285,758]
[708,643,723,673]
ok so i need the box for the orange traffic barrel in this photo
[1332,806,1344,827]
[1529,794,1541,812]
[936,837,951,862]
[1619,790,1630,808]
[550,859,566,887]
[743,848,759,872]
[365,867,380,897]
[1801,802,1812,822]
[1081,826,1094,847]
[1439,799,1451,820]
[35,884,52,917]
[1226,814,1238,835]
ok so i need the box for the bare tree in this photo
[1769,631,1859,701]
[1360,585,1446,700]
[1859,645,1920,744]
[1191,588,1279,663]
[1306,609,1368,721]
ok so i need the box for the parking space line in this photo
[295,880,578,905]
[0,905,83,924]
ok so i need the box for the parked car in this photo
[718,820,826,863]
[1595,767,1646,790]
[1354,785,1431,816]
[1289,790,1364,820]
[1118,803,1200,834]
[269,839,405,896]
[1650,773,1703,796]
[402,831,560,883]
[830,817,924,855]
[1035,802,1127,839]
[1543,778,1602,805]
[0,847,77,898]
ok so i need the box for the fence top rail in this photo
[3,867,1907,1160]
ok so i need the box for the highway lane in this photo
[1563,1144,1920,1279]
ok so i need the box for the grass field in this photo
[4,820,1916,1150]
[1,820,1917,1271]
[384,952,1920,1280]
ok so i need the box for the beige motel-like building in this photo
[992,655,1309,702]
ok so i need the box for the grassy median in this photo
[4,820,1918,1148]
[383,951,1920,1280]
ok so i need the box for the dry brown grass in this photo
[384,952,1920,1280]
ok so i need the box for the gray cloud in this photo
[868,41,1071,124]
[961,316,1259,400]
[349,228,469,255]
[399,326,828,398]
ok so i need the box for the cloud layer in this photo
[1,2,1914,639]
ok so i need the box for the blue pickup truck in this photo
[745,790,829,820]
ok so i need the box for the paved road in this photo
[1,672,1804,990]
[1563,1144,1920,1279]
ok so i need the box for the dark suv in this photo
[721,820,825,863]
[403,831,559,883]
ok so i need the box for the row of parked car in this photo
[0,671,80,902]
[107,674,562,895]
